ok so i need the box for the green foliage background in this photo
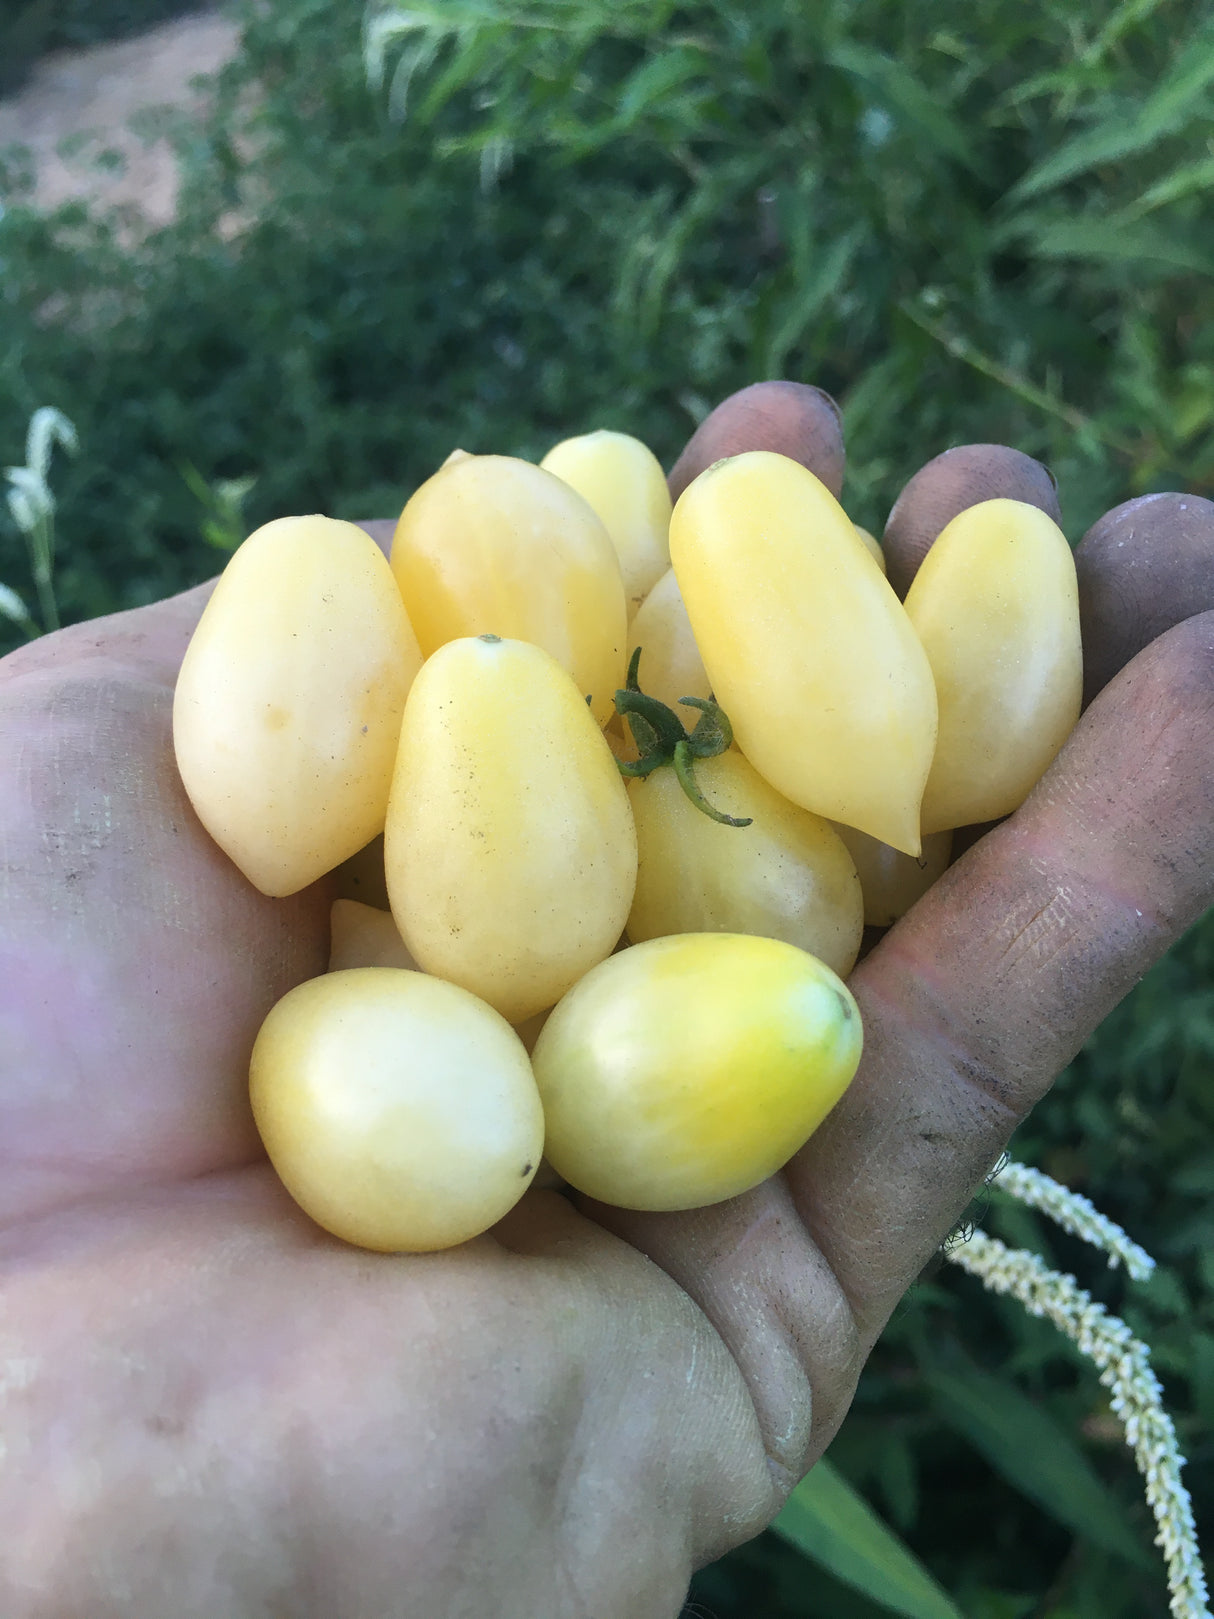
[1,1,1212,1613]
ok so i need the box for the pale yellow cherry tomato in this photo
[173,515,422,897]
[328,898,417,972]
[669,453,938,856]
[540,429,673,618]
[532,933,862,1212]
[627,752,863,979]
[626,567,713,718]
[250,968,544,1252]
[333,833,390,910]
[852,523,887,574]
[385,636,638,1024]
[903,499,1083,833]
[391,453,627,726]
[831,825,953,927]
[512,930,630,1054]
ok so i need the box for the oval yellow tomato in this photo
[852,523,887,574]
[328,898,417,972]
[626,566,713,718]
[532,933,862,1211]
[669,453,938,855]
[385,636,638,1023]
[250,968,544,1252]
[627,752,863,978]
[173,515,421,897]
[390,453,627,726]
[540,429,672,617]
[831,824,953,927]
[903,499,1083,832]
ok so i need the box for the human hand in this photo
[1,386,1211,1618]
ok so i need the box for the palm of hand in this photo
[2,389,1212,1619]
[1,588,770,1616]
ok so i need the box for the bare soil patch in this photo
[0,10,240,223]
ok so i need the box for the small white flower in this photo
[5,405,78,635]
[0,581,34,627]
[479,133,513,193]
[24,407,78,484]
[5,469,50,534]
[364,7,450,94]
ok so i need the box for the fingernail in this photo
[809,385,843,426]
[809,383,848,424]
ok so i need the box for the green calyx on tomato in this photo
[613,646,753,828]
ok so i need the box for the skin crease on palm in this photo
[1,384,1212,1619]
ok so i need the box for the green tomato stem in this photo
[672,739,752,826]
[612,648,751,827]
[678,695,733,757]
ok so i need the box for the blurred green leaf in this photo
[1085,0,1175,65]
[999,215,1214,272]
[824,40,985,174]
[1124,153,1214,218]
[763,229,859,377]
[1171,1154,1214,1195]
[772,1458,965,1619]
[615,45,711,126]
[878,1435,920,1532]
[1009,16,1214,198]
[1189,1333,1214,1428]
[925,1365,1155,1570]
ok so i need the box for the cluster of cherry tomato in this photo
[172,429,1081,1252]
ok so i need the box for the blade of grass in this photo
[772,1458,965,1619]
[926,1363,1156,1570]
[1009,17,1214,199]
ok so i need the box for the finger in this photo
[0,632,329,1218]
[667,382,845,502]
[1077,492,1214,705]
[796,609,1214,1338]
[0,581,215,691]
[881,445,1060,598]
[0,536,399,1209]
[595,611,1214,1479]
[587,1173,858,1493]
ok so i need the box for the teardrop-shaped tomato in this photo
[669,453,937,854]
[173,515,421,896]
[532,933,862,1211]
[385,636,637,1023]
